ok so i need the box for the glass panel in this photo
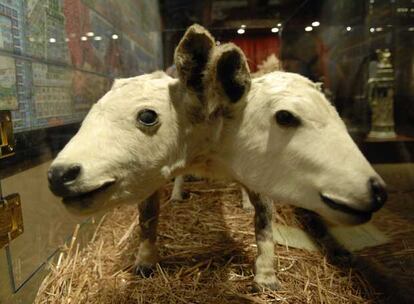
[2,161,84,288]
[1,0,413,303]
[0,0,162,301]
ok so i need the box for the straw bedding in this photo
[35,180,380,304]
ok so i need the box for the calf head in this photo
[48,25,217,214]
[208,48,387,225]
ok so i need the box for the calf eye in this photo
[275,110,300,127]
[137,109,158,126]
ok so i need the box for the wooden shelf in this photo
[365,135,414,143]
[360,134,414,163]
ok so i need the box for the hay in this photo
[35,181,379,304]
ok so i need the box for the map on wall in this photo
[0,0,163,132]
[0,10,17,110]
[0,55,17,110]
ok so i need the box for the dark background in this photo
[160,0,414,137]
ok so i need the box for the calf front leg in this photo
[134,191,160,277]
[247,190,281,291]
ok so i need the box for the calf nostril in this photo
[370,177,387,211]
[48,164,82,197]
[47,169,54,183]
[61,165,81,183]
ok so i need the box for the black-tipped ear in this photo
[174,24,215,95]
[211,43,251,103]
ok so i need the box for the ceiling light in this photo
[94,36,102,41]
[311,21,320,27]
[271,27,279,33]
[346,26,352,31]
[86,32,94,37]
[241,24,246,28]
[112,34,119,39]
[81,36,87,41]
[305,26,313,32]
[237,28,245,34]
[49,38,56,43]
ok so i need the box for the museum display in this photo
[46,23,387,295]
[0,1,413,303]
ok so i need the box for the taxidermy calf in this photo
[48,25,387,290]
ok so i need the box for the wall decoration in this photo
[0,0,162,132]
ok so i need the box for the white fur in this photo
[171,175,185,201]
[52,73,186,213]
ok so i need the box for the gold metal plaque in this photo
[0,193,24,249]
[0,110,15,159]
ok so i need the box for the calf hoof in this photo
[252,277,282,292]
[134,264,154,278]
[170,191,189,202]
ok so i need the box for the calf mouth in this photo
[63,181,115,204]
[320,194,372,222]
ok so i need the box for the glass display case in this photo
[0,0,162,303]
[1,0,413,303]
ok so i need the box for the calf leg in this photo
[134,191,160,277]
[171,175,185,201]
[247,189,281,291]
[240,186,254,210]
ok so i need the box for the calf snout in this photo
[48,164,82,197]
[369,177,387,212]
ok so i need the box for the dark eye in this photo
[137,109,158,126]
[275,110,300,127]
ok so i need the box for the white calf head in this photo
[48,72,177,213]
[211,62,387,225]
[48,25,219,214]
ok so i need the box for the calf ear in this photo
[174,24,215,96]
[208,43,251,103]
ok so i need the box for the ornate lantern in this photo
[367,49,396,139]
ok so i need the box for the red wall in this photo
[231,35,280,72]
